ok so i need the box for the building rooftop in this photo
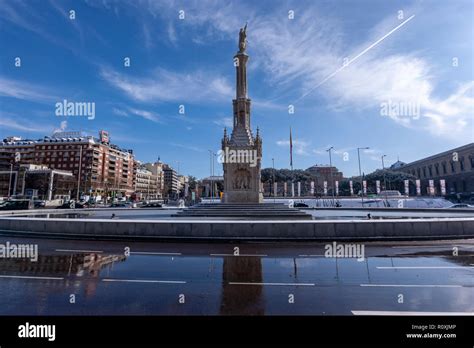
[392,143,474,169]
[2,131,133,155]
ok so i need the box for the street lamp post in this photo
[213,153,217,199]
[8,162,13,198]
[381,155,388,203]
[147,174,150,200]
[327,146,335,204]
[8,152,21,198]
[357,147,369,204]
[208,150,213,202]
[76,146,83,201]
[272,158,275,203]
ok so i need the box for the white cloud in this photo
[170,142,205,153]
[0,77,57,103]
[112,108,128,116]
[213,117,233,128]
[147,1,471,141]
[100,67,233,103]
[127,108,160,123]
[421,82,474,140]
[276,139,311,156]
[167,22,177,44]
[142,23,154,49]
[0,113,53,133]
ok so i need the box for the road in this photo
[0,235,472,315]
[15,207,474,220]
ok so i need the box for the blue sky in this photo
[0,0,472,179]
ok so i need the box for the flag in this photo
[289,126,293,169]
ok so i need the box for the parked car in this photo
[141,201,163,208]
[378,190,402,197]
[294,202,309,208]
[447,203,474,209]
[110,202,133,208]
[0,199,33,210]
[33,200,46,208]
[56,200,87,209]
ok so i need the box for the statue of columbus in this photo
[238,23,247,52]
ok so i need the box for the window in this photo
[442,163,447,174]
[422,167,426,178]
[460,158,465,171]
[450,162,455,173]
[428,166,432,177]
[435,165,439,175]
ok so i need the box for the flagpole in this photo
[290,126,293,171]
[290,126,294,199]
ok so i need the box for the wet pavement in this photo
[0,235,472,315]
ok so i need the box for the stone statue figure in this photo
[233,169,250,190]
[238,23,247,52]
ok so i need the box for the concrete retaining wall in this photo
[0,217,473,241]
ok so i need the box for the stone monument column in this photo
[221,24,263,204]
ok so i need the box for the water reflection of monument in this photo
[220,256,264,315]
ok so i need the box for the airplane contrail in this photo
[294,14,416,104]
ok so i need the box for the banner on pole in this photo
[335,181,339,196]
[404,180,409,196]
[297,182,301,197]
[376,180,380,194]
[440,179,446,195]
[310,181,314,195]
[416,180,421,195]
[429,180,435,196]
[349,181,353,196]
[323,181,328,196]
[363,180,367,195]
